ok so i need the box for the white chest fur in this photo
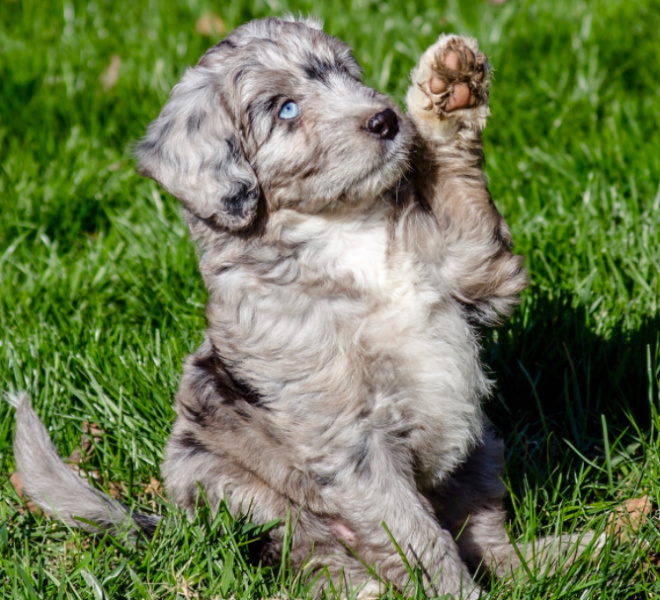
[205,204,489,483]
[286,207,489,480]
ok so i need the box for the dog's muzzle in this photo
[367,108,399,140]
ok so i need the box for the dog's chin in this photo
[340,142,410,208]
[308,159,407,217]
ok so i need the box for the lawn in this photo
[1,0,659,598]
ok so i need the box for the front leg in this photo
[405,35,528,325]
[168,339,330,514]
[321,445,482,599]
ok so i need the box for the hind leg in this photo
[163,432,380,596]
[430,428,521,578]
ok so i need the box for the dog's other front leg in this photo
[429,428,522,579]
[405,36,527,324]
[328,453,482,599]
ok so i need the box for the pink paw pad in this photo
[426,41,488,113]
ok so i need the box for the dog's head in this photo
[137,18,412,231]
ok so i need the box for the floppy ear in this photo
[136,61,259,231]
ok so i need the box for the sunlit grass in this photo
[1,0,659,597]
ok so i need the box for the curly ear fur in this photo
[136,47,259,231]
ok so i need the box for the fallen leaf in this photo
[100,54,122,91]
[77,468,102,480]
[66,447,84,465]
[10,472,40,514]
[144,476,163,498]
[67,422,104,465]
[607,495,652,541]
[196,12,226,37]
[82,421,104,440]
[648,549,660,567]
[10,471,24,497]
[107,481,122,499]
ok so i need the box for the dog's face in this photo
[137,18,413,231]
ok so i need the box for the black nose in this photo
[367,108,399,140]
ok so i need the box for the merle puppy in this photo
[15,16,565,599]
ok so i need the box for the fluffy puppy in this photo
[16,17,550,599]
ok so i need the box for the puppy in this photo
[16,17,541,598]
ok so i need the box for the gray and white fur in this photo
[14,18,590,598]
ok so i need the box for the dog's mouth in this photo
[360,144,407,185]
[352,112,413,189]
[324,145,408,213]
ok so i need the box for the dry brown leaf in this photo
[67,421,104,465]
[607,495,652,541]
[144,476,163,498]
[82,421,104,440]
[76,468,102,481]
[66,439,91,465]
[100,54,122,91]
[66,447,83,465]
[196,12,226,37]
[107,481,122,499]
[10,471,40,514]
[10,471,24,497]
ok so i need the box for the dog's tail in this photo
[12,394,161,538]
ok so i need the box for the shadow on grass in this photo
[485,290,659,496]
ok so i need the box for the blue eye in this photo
[278,100,300,120]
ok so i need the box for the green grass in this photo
[1,0,659,597]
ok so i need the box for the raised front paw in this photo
[407,35,491,137]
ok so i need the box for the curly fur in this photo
[13,17,594,599]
